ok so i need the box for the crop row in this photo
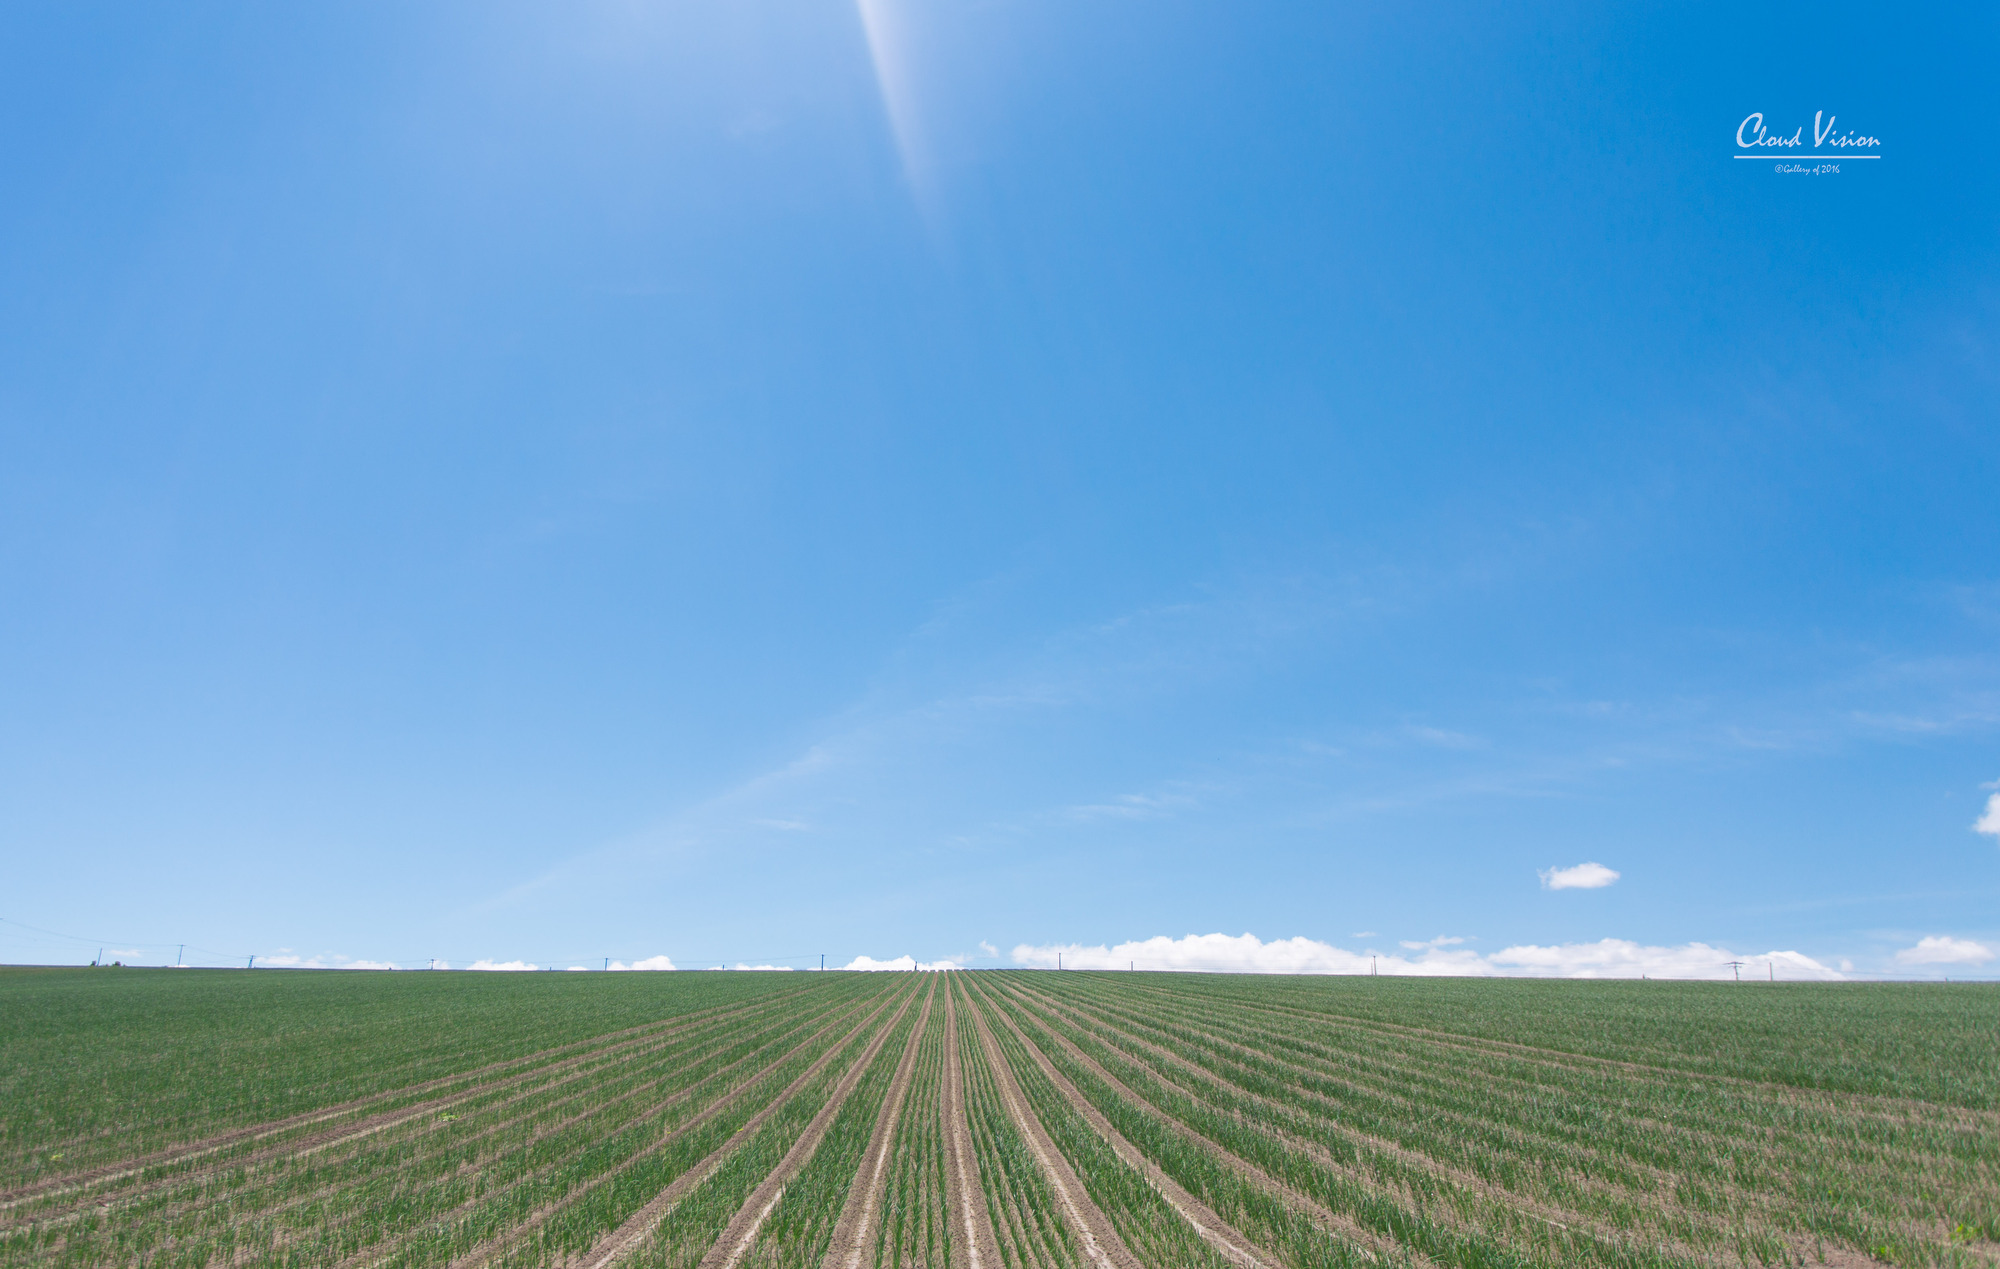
[1,977,898,1269]
[0,971,817,1185]
[867,983,952,1269]
[624,979,923,1269]
[1072,974,1998,1255]
[998,973,1998,1269]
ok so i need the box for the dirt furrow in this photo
[0,990,790,1209]
[571,982,910,1269]
[942,977,1002,1269]
[960,983,1141,1269]
[697,981,927,1269]
[820,979,937,1269]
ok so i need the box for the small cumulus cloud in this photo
[978,941,999,958]
[1975,784,2000,841]
[1010,932,1841,980]
[608,955,678,972]
[467,959,539,971]
[731,964,796,972]
[1540,861,1620,890]
[841,954,961,971]
[1351,931,1376,939]
[1892,936,1994,967]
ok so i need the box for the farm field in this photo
[0,968,1994,1269]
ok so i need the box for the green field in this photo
[0,967,1993,1268]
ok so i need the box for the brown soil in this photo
[942,977,1003,1269]
[819,978,938,1269]
[958,980,1142,1269]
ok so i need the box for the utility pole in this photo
[604,958,609,971]
[1371,955,1377,977]
[247,955,255,970]
[1058,953,1062,971]
[177,944,184,966]
[1726,960,1743,981]
[1768,961,1774,982]
[821,954,825,972]
[95,948,103,967]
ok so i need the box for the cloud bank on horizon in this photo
[1010,931,1845,980]
[1892,936,1994,967]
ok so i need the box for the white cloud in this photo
[566,966,588,972]
[1351,931,1376,939]
[1010,932,1843,980]
[1539,861,1620,890]
[1975,790,2000,841]
[978,940,999,957]
[731,963,796,971]
[467,959,539,971]
[257,951,401,970]
[608,955,678,971]
[1399,935,1467,950]
[1489,940,1841,980]
[1893,936,1994,966]
[840,954,961,972]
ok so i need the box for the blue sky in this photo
[3,1,1996,977]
